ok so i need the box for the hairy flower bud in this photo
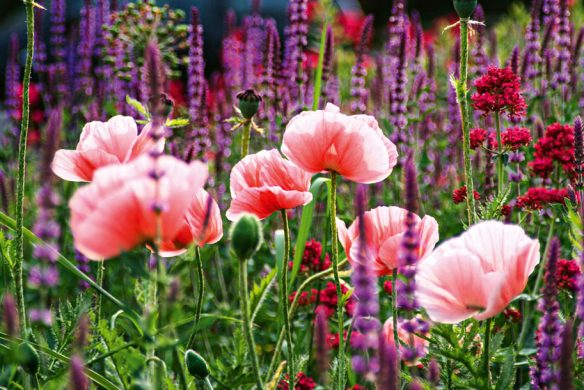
[185,349,210,379]
[453,0,478,19]
[230,214,263,261]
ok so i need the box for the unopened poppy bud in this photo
[185,349,210,379]
[453,0,477,18]
[229,214,263,261]
[17,341,40,375]
[236,89,262,119]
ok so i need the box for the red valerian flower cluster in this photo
[556,259,581,291]
[471,67,527,120]
[289,282,355,318]
[501,205,512,217]
[469,128,488,149]
[289,239,332,273]
[529,123,575,178]
[452,186,481,204]
[277,372,316,390]
[501,127,532,150]
[515,187,569,210]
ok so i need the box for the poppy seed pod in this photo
[230,214,263,261]
[236,89,262,119]
[453,0,477,19]
[185,349,210,379]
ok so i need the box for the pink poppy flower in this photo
[382,317,429,363]
[69,154,208,260]
[51,116,163,182]
[416,221,540,324]
[281,103,398,184]
[226,149,313,221]
[158,188,223,257]
[336,206,439,276]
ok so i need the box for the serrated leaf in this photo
[126,95,150,119]
[165,117,189,128]
[250,268,277,323]
[495,350,516,390]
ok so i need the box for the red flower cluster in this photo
[288,282,355,318]
[502,127,532,150]
[277,372,316,390]
[471,67,526,120]
[325,330,348,349]
[289,239,332,273]
[469,128,488,149]
[556,259,581,291]
[515,187,569,210]
[501,205,512,217]
[452,186,481,204]
[529,123,575,178]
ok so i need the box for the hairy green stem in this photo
[239,259,263,388]
[457,18,476,226]
[495,112,504,195]
[280,210,295,387]
[266,259,348,380]
[14,0,35,336]
[241,120,251,158]
[329,172,345,389]
[96,261,105,321]
[187,246,205,349]
[483,318,492,388]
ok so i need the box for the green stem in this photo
[14,0,35,337]
[239,259,263,389]
[495,112,504,195]
[96,261,105,321]
[329,172,345,389]
[266,259,348,381]
[391,270,400,355]
[204,377,214,389]
[241,120,251,158]
[280,210,295,387]
[457,18,476,226]
[483,318,492,388]
[187,246,205,349]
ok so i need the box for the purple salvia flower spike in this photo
[350,15,374,114]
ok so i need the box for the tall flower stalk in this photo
[280,210,295,387]
[14,0,36,336]
[453,0,478,225]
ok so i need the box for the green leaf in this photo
[495,350,516,390]
[126,95,150,119]
[165,117,190,128]
[291,177,330,283]
[250,268,277,323]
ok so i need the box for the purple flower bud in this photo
[2,293,19,337]
[558,320,575,390]
[70,355,89,390]
[314,305,329,382]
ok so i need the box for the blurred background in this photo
[0,0,530,76]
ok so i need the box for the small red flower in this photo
[452,186,480,204]
[383,279,393,295]
[502,127,532,150]
[471,67,526,120]
[503,307,522,322]
[515,187,569,210]
[501,205,512,217]
[469,128,488,149]
[556,259,581,291]
[277,372,316,390]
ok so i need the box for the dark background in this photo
[0,0,528,81]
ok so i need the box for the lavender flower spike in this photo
[531,238,562,389]
[558,320,575,390]
[350,15,374,114]
[350,184,381,381]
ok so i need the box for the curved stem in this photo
[495,112,504,195]
[187,246,205,349]
[329,172,345,389]
[265,259,348,381]
[483,318,492,388]
[14,0,35,336]
[239,259,263,389]
[457,18,476,226]
[241,120,251,158]
[280,210,295,387]
[96,261,105,322]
